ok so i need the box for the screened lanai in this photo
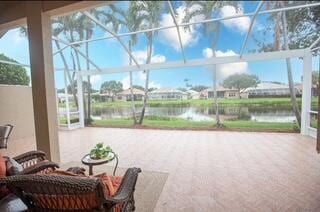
[48,1,320,137]
[0,1,319,135]
[2,2,320,211]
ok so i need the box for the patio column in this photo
[301,51,312,135]
[26,2,60,162]
[77,73,85,128]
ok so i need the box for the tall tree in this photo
[100,80,123,101]
[127,1,163,124]
[132,85,145,91]
[52,14,85,109]
[191,85,210,92]
[20,25,79,107]
[77,10,100,124]
[254,1,319,127]
[312,71,319,88]
[97,4,139,124]
[184,1,239,127]
[0,54,30,85]
[223,74,260,99]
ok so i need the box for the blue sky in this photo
[0,1,317,90]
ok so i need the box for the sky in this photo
[0,1,318,90]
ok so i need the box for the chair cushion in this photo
[5,157,23,176]
[94,173,123,212]
[94,173,123,197]
[0,157,6,177]
[35,193,98,210]
[41,170,123,210]
[0,193,27,212]
[0,157,9,199]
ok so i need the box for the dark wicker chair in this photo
[5,167,141,211]
[12,150,59,174]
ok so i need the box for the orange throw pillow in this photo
[0,156,9,199]
[0,156,6,177]
[94,173,123,212]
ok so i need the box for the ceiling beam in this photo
[52,36,102,72]
[167,1,186,63]
[240,1,264,58]
[310,36,320,50]
[79,49,307,76]
[82,11,141,68]
[63,2,320,47]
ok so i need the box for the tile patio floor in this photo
[5,128,320,211]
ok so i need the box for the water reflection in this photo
[90,106,296,123]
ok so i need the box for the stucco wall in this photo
[0,85,35,140]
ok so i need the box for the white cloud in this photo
[138,72,161,88]
[121,75,130,90]
[149,81,161,89]
[12,29,24,45]
[220,5,251,33]
[202,48,248,78]
[120,71,161,90]
[124,49,166,65]
[159,4,202,51]
[90,75,102,85]
[202,47,213,58]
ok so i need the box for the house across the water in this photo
[186,89,200,99]
[200,86,241,99]
[242,82,302,98]
[148,88,188,100]
[117,88,145,101]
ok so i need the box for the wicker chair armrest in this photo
[13,150,46,164]
[0,177,6,186]
[103,167,141,204]
[21,161,59,175]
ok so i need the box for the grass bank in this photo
[91,117,299,132]
[59,97,317,109]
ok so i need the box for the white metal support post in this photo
[77,72,85,128]
[63,69,71,128]
[301,51,313,135]
[167,1,186,63]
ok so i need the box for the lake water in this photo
[90,106,297,123]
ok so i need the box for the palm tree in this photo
[126,1,163,124]
[184,1,239,127]
[53,14,85,110]
[54,10,101,125]
[97,4,139,124]
[20,25,79,109]
[261,1,301,126]
[77,10,100,124]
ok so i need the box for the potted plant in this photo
[90,143,112,160]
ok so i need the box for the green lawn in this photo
[59,97,317,109]
[91,118,299,132]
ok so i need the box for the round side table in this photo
[81,152,118,176]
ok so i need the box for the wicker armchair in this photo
[12,150,59,174]
[5,167,141,211]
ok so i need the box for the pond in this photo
[90,105,297,123]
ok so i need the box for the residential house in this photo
[99,92,113,102]
[185,89,200,99]
[117,88,144,101]
[57,93,74,103]
[200,86,240,99]
[242,82,302,98]
[148,88,188,100]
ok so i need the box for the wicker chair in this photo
[5,167,141,211]
[11,150,59,174]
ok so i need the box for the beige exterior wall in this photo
[224,91,239,99]
[0,85,35,140]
